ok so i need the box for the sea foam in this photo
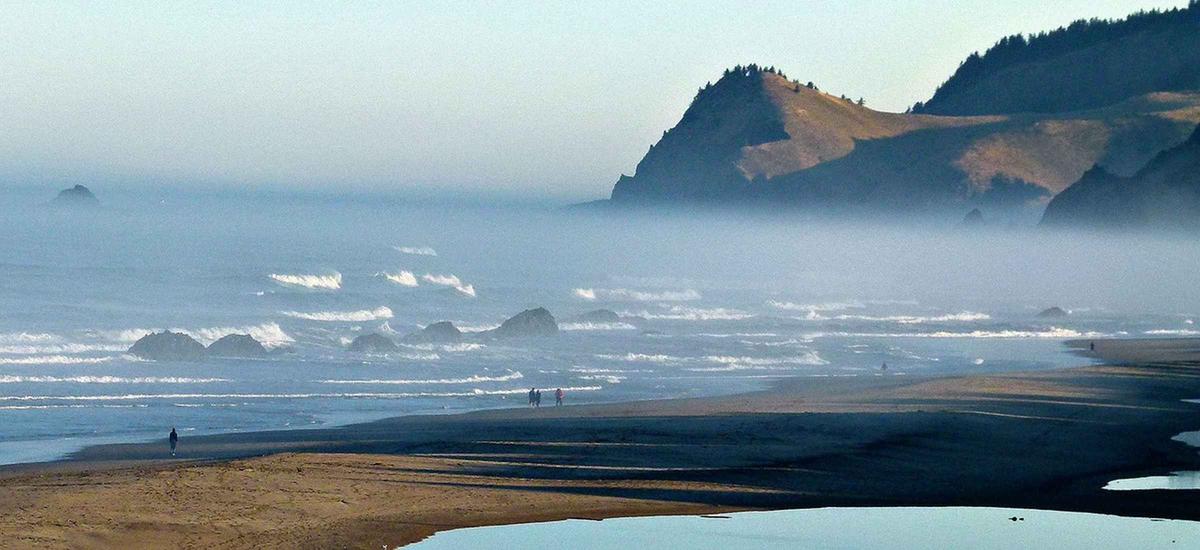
[379,270,419,287]
[574,288,701,302]
[393,246,437,256]
[282,307,394,322]
[422,274,476,297]
[269,272,342,290]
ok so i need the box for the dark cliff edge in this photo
[1041,125,1200,228]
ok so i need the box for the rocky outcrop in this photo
[206,334,269,358]
[347,333,398,353]
[481,308,558,338]
[402,321,462,344]
[128,331,207,361]
[50,185,98,206]
[1042,125,1200,228]
[961,209,984,227]
[571,309,621,324]
[1037,307,1069,318]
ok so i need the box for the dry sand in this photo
[2,338,1199,548]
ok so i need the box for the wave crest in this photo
[269,272,342,290]
[282,307,393,322]
[423,273,476,297]
[393,246,437,256]
[574,288,700,302]
[379,270,419,287]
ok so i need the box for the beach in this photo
[2,338,1199,548]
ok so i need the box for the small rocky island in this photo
[206,334,269,358]
[128,331,207,361]
[402,321,463,344]
[1037,307,1069,318]
[347,333,398,353]
[481,307,558,338]
[50,184,99,207]
[570,309,622,324]
[129,331,274,361]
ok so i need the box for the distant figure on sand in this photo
[881,362,888,371]
[534,389,542,408]
[1090,341,1095,351]
[169,427,178,456]
[528,387,536,407]
[555,388,564,406]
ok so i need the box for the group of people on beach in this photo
[527,387,564,407]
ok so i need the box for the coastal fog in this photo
[0,187,1197,463]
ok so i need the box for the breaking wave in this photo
[0,376,228,384]
[560,322,638,331]
[1144,329,1200,336]
[0,343,127,355]
[574,288,701,302]
[379,270,419,287]
[0,332,60,344]
[185,322,295,347]
[423,273,476,297]
[768,300,864,312]
[811,327,1107,339]
[0,355,115,365]
[87,323,294,348]
[575,374,624,384]
[283,307,393,322]
[823,311,991,324]
[320,371,523,385]
[624,306,753,321]
[269,272,342,290]
[402,342,485,352]
[393,246,437,256]
[596,353,685,363]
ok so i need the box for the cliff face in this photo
[1041,126,1200,228]
[611,68,787,202]
[608,67,1200,213]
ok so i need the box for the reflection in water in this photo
[1104,471,1200,491]
[404,507,1200,549]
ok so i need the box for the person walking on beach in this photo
[555,388,564,406]
[528,387,536,407]
[534,389,542,408]
[169,427,178,457]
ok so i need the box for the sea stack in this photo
[483,308,558,338]
[402,321,463,344]
[571,309,622,324]
[206,334,269,358]
[1037,307,1069,318]
[50,184,99,207]
[128,331,207,361]
[347,333,398,353]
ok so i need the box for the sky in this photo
[0,0,1190,201]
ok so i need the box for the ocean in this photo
[1,187,1197,465]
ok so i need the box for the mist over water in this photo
[1,187,1198,464]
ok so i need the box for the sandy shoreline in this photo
[2,338,1200,548]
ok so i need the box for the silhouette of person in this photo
[534,389,542,408]
[555,388,564,406]
[169,427,178,457]
[1089,341,1095,351]
[881,362,888,371]
[528,387,536,407]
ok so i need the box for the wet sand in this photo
[2,338,1199,548]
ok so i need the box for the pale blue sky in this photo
[0,1,1189,200]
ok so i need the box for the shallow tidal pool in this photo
[403,507,1200,549]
